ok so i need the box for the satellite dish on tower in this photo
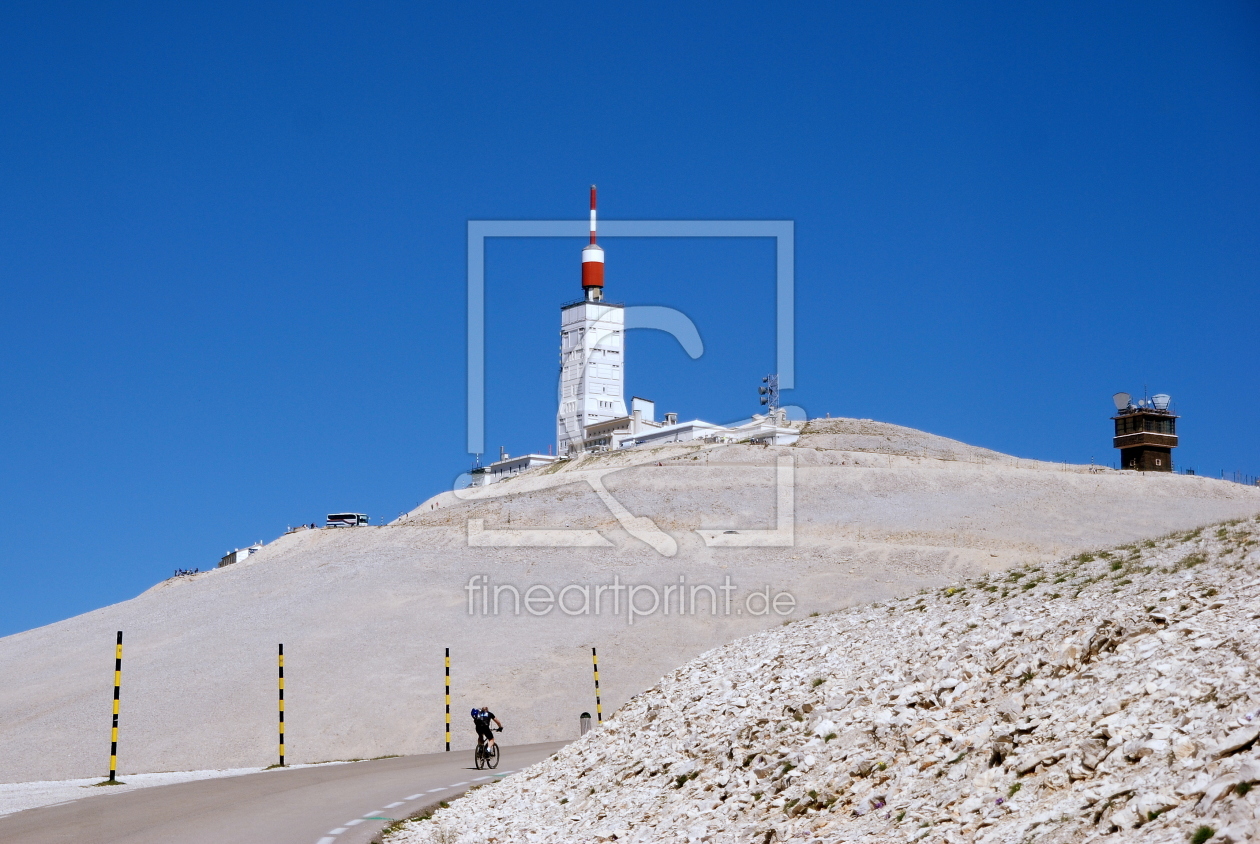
[1152,394,1171,411]
[1112,392,1131,410]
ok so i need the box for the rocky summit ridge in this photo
[391,516,1260,844]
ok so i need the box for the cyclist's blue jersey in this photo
[472,708,496,727]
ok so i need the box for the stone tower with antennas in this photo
[556,186,627,455]
[1111,391,1178,472]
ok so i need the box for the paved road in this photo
[0,741,567,844]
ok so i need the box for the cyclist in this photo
[471,706,503,752]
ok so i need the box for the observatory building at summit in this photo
[471,188,797,486]
[554,187,796,457]
[556,187,628,454]
[1112,391,1178,472]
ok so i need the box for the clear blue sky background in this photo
[1,2,1257,636]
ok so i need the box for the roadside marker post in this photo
[108,631,123,782]
[445,647,451,751]
[278,644,285,767]
[591,647,602,724]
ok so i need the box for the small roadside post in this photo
[591,647,602,725]
[278,644,285,767]
[451,650,456,755]
[107,631,123,782]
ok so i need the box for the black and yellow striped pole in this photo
[108,631,123,782]
[591,647,602,724]
[444,647,450,751]
[278,644,285,767]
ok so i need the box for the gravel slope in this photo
[390,517,1260,844]
[0,419,1255,784]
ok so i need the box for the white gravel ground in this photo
[0,419,1255,785]
[390,518,1260,843]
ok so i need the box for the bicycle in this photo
[474,728,502,770]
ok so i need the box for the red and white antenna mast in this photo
[589,184,598,244]
[581,185,604,301]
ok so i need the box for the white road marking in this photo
[307,761,527,844]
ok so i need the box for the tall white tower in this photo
[557,186,626,455]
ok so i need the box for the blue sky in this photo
[1,1,1257,636]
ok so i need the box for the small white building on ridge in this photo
[469,452,558,487]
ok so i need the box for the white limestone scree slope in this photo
[387,519,1260,844]
[0,419,1258,784]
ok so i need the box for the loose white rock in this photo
[388,518,1260,844]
